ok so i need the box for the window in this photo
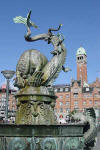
[74,107,79,111]
[2,106,5,109]
[66,101,70,106]
[1,111,4,114]
[89,100,92,105]
[60,108,63,112]
[88,94,92,97]
[59,102,63,106]
[83,94,88,98]
[95,100,98,105]
[2,103,5,106]
[1,97,6,102]
[73,93,78,98]
[66,94,69,98]
[60,88,63,92]
[2,94,6,98]
[74,101,78,105]
[83,101,86,105]
[65,88,68,92]
[66,108,70,112]
[94,94,99,98]
[59,95,63,99]
[86,88,89,91]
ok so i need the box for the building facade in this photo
[54,47,100,121]
[0,84,17,123]
[0,47,100,123]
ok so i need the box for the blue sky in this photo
[0,0,100,86]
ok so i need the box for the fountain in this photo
[0,10,97,150]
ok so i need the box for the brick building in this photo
[54,47,100,121]
[0,47,100,123]
[0,84,17,123]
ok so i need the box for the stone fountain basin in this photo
[0,124,85,150]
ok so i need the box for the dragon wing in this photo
[13,16,27,25]
[13,10,38,28]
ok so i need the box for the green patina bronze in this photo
[0,124,85,150]
[13,11,97,150]
[0,10,97,150]
[13,10,70,125]
[13,10,38,29]
[15,86,57,124]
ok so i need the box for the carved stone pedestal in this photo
[15,86,57,125]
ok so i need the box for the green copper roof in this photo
[76,47,87,56]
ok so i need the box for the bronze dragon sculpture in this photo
[14,10,70,88]
[13,10,71,125]
[72,108,97,150]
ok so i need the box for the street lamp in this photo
[1,70,15,123]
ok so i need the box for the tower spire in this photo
[76,46,87,86]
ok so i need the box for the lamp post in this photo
[1,70,15,123]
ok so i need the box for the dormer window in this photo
[65,88,68,92]
[86,87,89,91]
[60,88,63,92]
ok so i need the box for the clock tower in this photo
[76,47,87,86]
